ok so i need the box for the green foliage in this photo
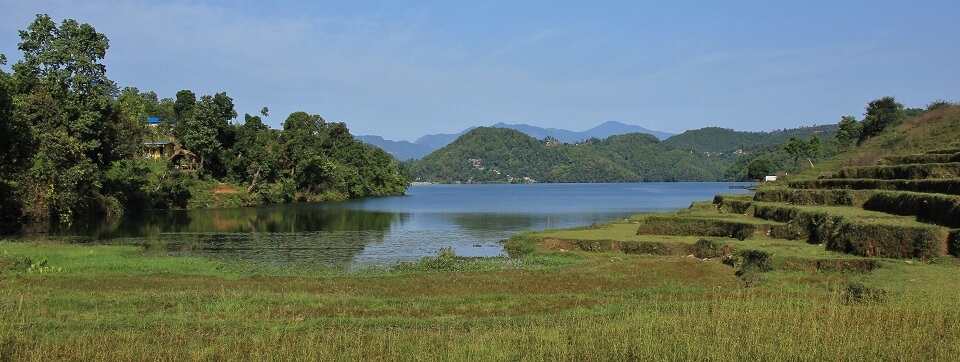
[859,96,905,143]
[752,188,871,206]
[173,91,237,173]
[661,125,836,154]
[746,158,770,180]
[925,99,953,112]
[692,238,730,258]
[279,112,408,200]
[841,282,887,305]
[950,230,960,257]
[834,115,861,147]
[635,216,759,241]
[834,162,960,180]
[0,16,408,225]
[880,152,960,166]
[862,191,960,228]
[790,178,960,196]
[411,128,725,183]
[782,135,823,168]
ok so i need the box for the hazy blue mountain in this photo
[584,121,674,141]
[356,135,437,161]
[414,127,477,149]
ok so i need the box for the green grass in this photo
[2,240,958,360]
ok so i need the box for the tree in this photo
[783,136,822,168]
[281,111,331,194]
[8,15,139,222]
[859,96,904,142]
[834,115,861,147]
[173,91,236,173]
[230,114,281,192]
[746,159,770,180]
[926,99,953,112]
[173,89,196,121]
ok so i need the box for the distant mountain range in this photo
[358,121,674,160]
[354,135,437,162]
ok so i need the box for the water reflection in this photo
[6,183,754,268]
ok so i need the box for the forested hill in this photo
[661,125,837,154]
[410,128,723,183]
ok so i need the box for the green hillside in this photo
[410,124,837,183]
[661,125,836,154]
[410,127,723,183]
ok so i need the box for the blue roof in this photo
[146,117,161,124]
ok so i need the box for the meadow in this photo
[2,233,959,360]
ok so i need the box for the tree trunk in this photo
[246,165,262,193]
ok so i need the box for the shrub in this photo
[842,282,888,305]
[636,216,757,240]
[834,163,960,180]
[692,239,731,259]
[753,188,870,206]
[724,250,773,287]
[863,191,960,228]
[950,230,960,257]
[789,179,960,196]
[825,223,946,259]
[502,232,541,257]
[879,153,960,165]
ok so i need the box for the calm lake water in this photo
[11,183,752,269]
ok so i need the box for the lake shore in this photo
[3,198,958,360]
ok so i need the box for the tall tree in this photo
[783,136,822,168]
[9,14,136,221]
[173,91,236,173]
[859,96,904,142]
[834,115,861,147]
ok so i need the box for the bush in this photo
[863,191,960,228]
[842,282,888,305]
[950,230,960,257]
[692,239,731,259]
[502,232,541,257]
[724,250,773,287]
[825,223,946,259]
[753,188,871,206]
[636,216,757,240]
[789,179,960,196]
[879,153,960,165]
[834,163,960,180]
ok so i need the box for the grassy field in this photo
[3,107,960,360]
[2,235,959,360]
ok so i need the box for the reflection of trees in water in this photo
[161,230,387,268]
[446,213,545,231]
[445,212,623,232]
[21,204,406,268]
[53,205,404,239]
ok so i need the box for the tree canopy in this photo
[0,15,410,228]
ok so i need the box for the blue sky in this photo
[1,1,958,141]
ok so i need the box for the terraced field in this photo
[521,149,960,271]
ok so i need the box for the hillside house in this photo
[144,141,174,159]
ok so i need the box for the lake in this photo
[9,183,753,269]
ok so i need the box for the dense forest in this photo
[0,15,410,229]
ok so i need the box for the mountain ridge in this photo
[360,121,674,160]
